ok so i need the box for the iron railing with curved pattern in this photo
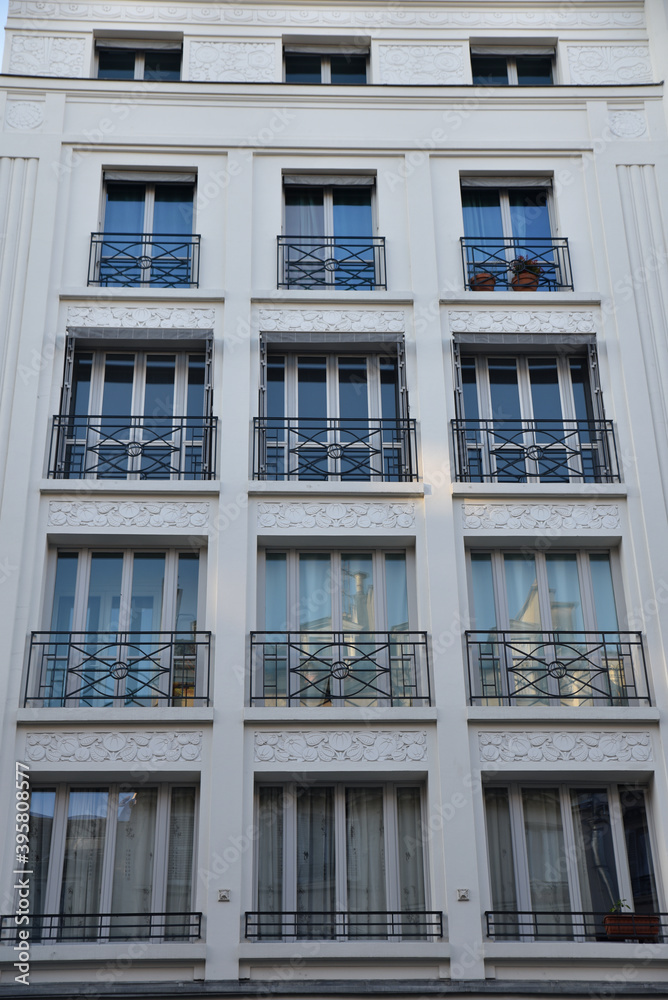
[460,236,572,291]
[88,232,200,287]
[278,235,386,290]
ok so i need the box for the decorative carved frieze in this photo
[188,41,275,82]
[9,34,86,76]
[25,731,203,763]
[462,503,621,532]
[48,500,210,529]
[608,110,648,138]
[378,44,466,85]
[258,501,415,530]
[479,731,652,764]
[449,310,596,335]
[567,45,652,86]
[258,309,405,334]
[66,306,215,329]
[255,730,427,763]
[5,101,44,129]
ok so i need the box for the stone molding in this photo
[462,503,620,532]
[5,101,44,129]
[378,44,466,85]
[188,40,275,82]
[66,306,215,329]
[255,730,427,763]
[479,731,652,763]
[258,501,415,530]
[7,3,645,29]
[567,45,652,85]
[48,500,210,529]
[449,310,596,335]
[25,731,203,763]
[258,308,405,334]
[9,34,86,76]
[608,110,648,138]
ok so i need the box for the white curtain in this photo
[346,787,386,936]
[396,788,426,936]
[257,788,284,939]
[110,789,157,937]
[60,789,108,939]
[484,788,519,938]
[165,787,196,938]
[522,789,572,937]
[297,788,335,937]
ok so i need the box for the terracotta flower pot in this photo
[603,913,660,942]
[511,270,540,291]
[470,271,496,291]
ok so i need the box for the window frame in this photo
[95,44,183,81]
[100,178,196,237]
[461,182,556,242]
[283,48,369,84]
[470,50,556,86]
[282,180,377,239]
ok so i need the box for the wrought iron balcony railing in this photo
[0,912,202,944]
[253,417,418,482]
[486,910,666,943]
[245,910,443,941]
[466,630,650,706]
[250,631,431,707]
[88,232,200,287]
[278,235,386,289]
[25,631,212,707]
[451,419,620,483]
[460,236,573,291]
[48,414,217,480]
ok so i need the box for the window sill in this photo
[452,482,627,498]
[253,290,414,305]
[238,941,449,961]
[59,288,225,301]
[467,706,659,722]
[246,707,438,722]
[484,940,668,961]
[0,942,206,963]
[17,707,214,723]
[249,481,425,497]
[441,292,601,306]
[40,480,220,495]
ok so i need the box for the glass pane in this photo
[187,355,206,418]
[126,553,166,705]
[110,788,158,935]
[330,54,367,84]
[87,553,123,632]
[504,554,540,629]
[570,789,619,916]
[619,788,659,913]
[153,184,193,235]
[470,555,500,702]
[101,355,135,417]
[173,554,199,705]
[71,353,92,417]
[461,357,479,419]
[385,553,408,631]
[484,788,518,933]
[341,554,374,630]
[285,188,324,235]
[143,355,175,420]
[104,183,145,232]
[296,787,335,937]
[51,553,78,630]
[516,56,553,85]
[380,358,399,420]
[489,358,521,422]
[265,553,287,630]
[29,789,55,938]
[285,53,322,83]
[166,787,196,937]
[462,189,503,239]
[333,188,372,238]
[509,189,551,242]
[299,554,332,630]
[98,49,135,80]
[144,50,181,81]
[569,358,594,422]
[522,788,572,933]
[346,787,386,936]
[130,553,165,633]
[267,356,285,420]
[256,787,283,938]
[471,55,508,86]
[529,358,562,422]
[545,554,584,631]
[396,788,426,928]
[298,357,327,418]
[470,554,496,629]
[589,554,618,630]
[338,357,368,420]
[60,789,108,939]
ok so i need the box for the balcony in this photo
[277,235,386,290]
[88,233,200,287]
[48,415,217,480]
[253,417,418,481]
[452,419,620,483]
[0,912,201,943]
[486,910,665,943]
[245,910,443,941]
[466,630,650,706]
[460,237,573,291]
[250,631,431,707]
[24,631,212,707]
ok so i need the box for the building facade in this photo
[0,0,668,996]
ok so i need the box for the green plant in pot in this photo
[509,255,543,290]
[603,900,660,942]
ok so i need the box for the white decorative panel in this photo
[378,44,466,85]
[48,500,210,529]
[255,730,427,763]
[449,310,596,335]
[258,309,405,334]
[258,502,415,530]
[5,101,43,130]
[462,503,620,532]
[66,306,215,329]
[567,46,652,85]
[608,110,648,139]
[9,34,86,77]
[479,731,652,764]
[25,731,203,763]
[188,41,275,82]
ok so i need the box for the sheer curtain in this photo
[297,787,335,938]
[256,787,284,939]
[396,788,426,937]
[29,790,55,940]
[522,788,572,938]
[165,787,197,938]
[110,789,157,937]
[484,788,518,939]
[346,787,386,937]
[59,789,108,940]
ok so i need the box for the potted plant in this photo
[470,270,496,291]
[603,900,660,942]
[510,256,543,291]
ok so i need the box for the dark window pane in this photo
[569,358,595,423]
[144,50,181,81]
[489,358,521,422]
[153,184,193,235]
[461,356,479,420]
[285,53,322,83]
[332,188,372,238]
[517,56,553,86]
[98,49,135,80]
[71,353,93,417]
[105,183,145,233]
[330,54,367,84]
[267,356,285,420]
[619,788,659,913]
[380,358,399,420]
[471,55,508,86]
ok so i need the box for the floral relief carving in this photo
[378,44,466,85]
[479,731,652,764]
[608,111,648,139]
[9,34,86,76]
[25,731,203,763]
[567,46,652,85]
[258,309,405,334]
[66,306,215,329]
[5,101,44,129]
[48,501,210,529]
[449,310,596,335]
[255,730,427,763]
[258,502,415,530]
[462,503,620,532]
[188,41,276,82]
